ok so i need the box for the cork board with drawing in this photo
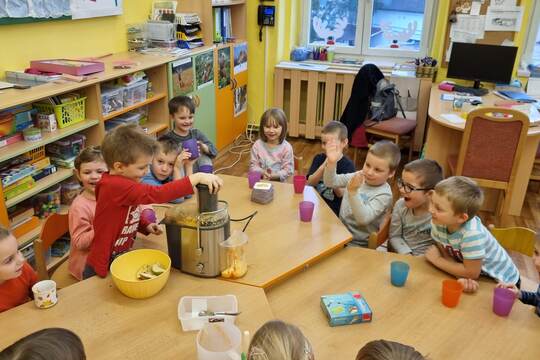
[441,0,521,67]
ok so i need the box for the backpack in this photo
[369,78,406,122]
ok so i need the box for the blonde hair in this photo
[368,141,401,172]
[434,176,484,219]
[101,123,157,168]
[259,108,288,144]
[74,146,104,171]
[356,340,425,360]
[248,320,313,360]
[322,121,348,141]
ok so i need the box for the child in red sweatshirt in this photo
[84,124,223,278]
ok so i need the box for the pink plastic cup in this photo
[182,139,199,160]
[299,201,315,222]
[493,287,516,317]
[248,171,262,188]
[293,175,307,194]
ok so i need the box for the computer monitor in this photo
[447,42,518,90]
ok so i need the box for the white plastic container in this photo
[123,80,148,106]
[101,87,124,115]
[178,295,238,331]
[196,323,241,360]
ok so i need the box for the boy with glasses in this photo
[389,159,443,255]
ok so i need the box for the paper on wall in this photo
[485,6,523,31]
[490,0,517,8]
[470,1,481,16]
[451,15,485,40]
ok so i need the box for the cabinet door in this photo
[215,45,234,150]
[168,57,195,98]
[191,84,216,145]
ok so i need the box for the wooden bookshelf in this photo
[103,92,167,121]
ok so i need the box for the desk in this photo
[147,175,352,289]
[425,86,540,216]
[266,247,540,359]
[0,271,273,358]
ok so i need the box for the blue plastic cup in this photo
[390,261,410,287]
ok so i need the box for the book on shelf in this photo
[11,216,41,238]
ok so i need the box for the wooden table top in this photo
[0,270,273,358]
[147,174,352,289]
[266,247,540,360]
[428,86,540,135]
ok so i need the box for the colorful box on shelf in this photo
[30,59,105,76]
[3,177,35,201]
[51,156,76,169]
[320,291,373,327]
[0,133,23,149]
[1,164,36,188]
[32,164,57,182]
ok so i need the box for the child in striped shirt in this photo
[425,176,520,287]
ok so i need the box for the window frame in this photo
[522,0,540,64]
[301,0,436,59]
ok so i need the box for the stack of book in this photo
[213,6,233,42]
[176,13,204,49]
[8,205,40,239]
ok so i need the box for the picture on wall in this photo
[234,85,247,116]
[171,58,194,96]
[218,47,231,89]
[70,0,123,20]
[194,51,214,89]
[233,42,247,75]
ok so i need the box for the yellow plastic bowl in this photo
[110,249,171,299]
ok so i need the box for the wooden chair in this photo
[368,212,392,250]
[365,117,417,162]
[33,213,77,288]
[529,144,540,192]
[489,225,537,257]
[294,155,304,175]
[447,108,529,216]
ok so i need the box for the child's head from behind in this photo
[248,320,313,360]
[321,121,348,153]
[101,123,157,183]
[169,96,195,136]
[399,159,443,210]
[259,108,288,145]
[0,227,25,283]
[151,135,181,181]
[0,327,86,360]
[362,141,400,186]
[431,176,483,229]
[356,339,425,360]
[74,146,107,195]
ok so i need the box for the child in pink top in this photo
[68,147,107,280]
[249,108,294,182]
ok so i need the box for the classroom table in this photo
[266,247,540,360]
[0,271,274,358]
[147,174,352,289]
[424,86,540,216]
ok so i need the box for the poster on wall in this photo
[0,0,70,19]
[234,85,247,116]
[171,58,194,96]
[70,0,123,20]
[218,47,231,89]
[194,51,214,89]
[233,43,247,75]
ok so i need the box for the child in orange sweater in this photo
[0,227,37,312]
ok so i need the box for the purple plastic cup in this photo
[248,171,262,188]
[299,201,315,222]
[198,164,213,173]
[293,175,307,194]
[493,287,516,317]
[182,139,199,160]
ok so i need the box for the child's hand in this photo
[191,173,223,193]
[458,278,479,293]
[347,171,364,193]
[325,141,341,165]
[176,150,191,167]
[146,223,163,235]
[496,283,521,299]
[262,168,273,180]
[424,245,442,263]
[198,141,209,155]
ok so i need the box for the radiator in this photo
[273,66,432,151]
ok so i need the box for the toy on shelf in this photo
[33,185,61,218]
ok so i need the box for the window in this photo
[523,0,540,64]
[303,0,435,58]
